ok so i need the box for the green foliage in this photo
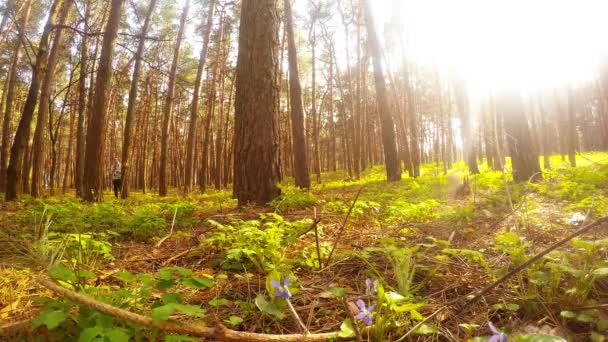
[385,199,439,223]
[271,186,318,211]
[203,213,310,272]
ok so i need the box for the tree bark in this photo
[82,0,124,202]
[31,0,72,197]
[453,77,480,174]
[119,0,157,198]
[363,0,401,181]
[0,0,31,193]
[284,0,310,189]
[184,0,216,193]
[233,0,281,205]
[159,0,189,197]
[74,0,91,197]
[498,91,542,183]
[5,0,64,201]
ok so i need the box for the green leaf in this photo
[151,304,176,323]
[208,298,230,307]
[327,287,347,298]
[33,309,68,330]
[414,323,438,335]
[48,265,77,283]
[151,304,204,323]
[78,327,103,342]
[458,323,480,332]
[183,276,214,289]
[254,295,285,319]
[223,316,243,327]
[161,293,183,304]
[338,319,356,338]
[104,328,130,342]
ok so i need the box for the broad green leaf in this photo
[33,309,68,330]
[151,304,175,323]
[208,298,230,307]
[338,319,356,338]
[327,287,347,298]
[254,295,285,319]
[161,293,183,304]
[48,265,77,283]
[183,276,214,289]
[78,327,103,342]
[104,328,130,342]
[223,316,243,327]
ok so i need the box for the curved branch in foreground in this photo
[37,278,344,341]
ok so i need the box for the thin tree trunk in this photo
[120,0,157,198]
[184,0,216,193]
[5,0,64,201]
[364,0,401,181]
[0,0,31,193]
[82,0,124,202]
[31,0,72,197]
[284,0,310,189]
[159,0,189,197]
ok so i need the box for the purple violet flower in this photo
[271,278,292,299]
[355,299,375,326]
[488,322,508,342]
[365,278,378,296]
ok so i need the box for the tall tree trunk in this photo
[120,0,157,198]
[498,91,542,183]
[82,0,124,202]
[31,0,72,197]
[284,0,310,189]
[184,0,216,193]
[159,0,189,197]
[453,77,480,174]
[567,86,577,167]
[309,23,321,183]
[0,0,31,193]
[233,0,281,205]
[363,0,401,181]
[74,0,91,197]
[5,0,64,201]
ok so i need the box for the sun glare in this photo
[371,0,608,96]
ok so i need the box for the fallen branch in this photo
[160,247,198,267]
[38,278,345,341]
[454,215,608,314]
[392,215,608,341]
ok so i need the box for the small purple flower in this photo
[355,299,375,326]
[271,278,292,298]
[365,278,378,296]
[488,322,508,342]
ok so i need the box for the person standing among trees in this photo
[110,159,122,198]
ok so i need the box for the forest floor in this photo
[2,153,608,341]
